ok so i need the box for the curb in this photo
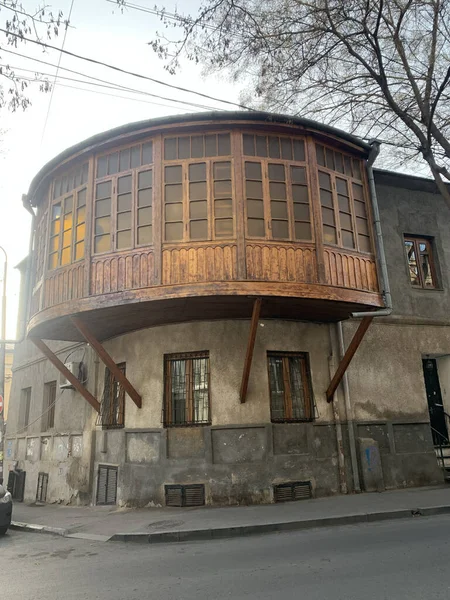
[11,504,450,544]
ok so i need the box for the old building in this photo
[4,112,449,506]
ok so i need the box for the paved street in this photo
[3,515,450,599]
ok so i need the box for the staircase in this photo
[431,427,450,483]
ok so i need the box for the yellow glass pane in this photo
[62,230,72,248]
[75,241,84,261]
[77,206,86,224]
[76,223,85,243]
[50,236,59,252]
[94,234,110,253]
[48,253,58,270]
[61,247,71,265]
[63,213,73,231]
[51,220,60,236]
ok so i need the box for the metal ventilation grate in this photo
[96,465,118,505]
[274,481,312,503]
[7,469,26,502]
[165,484,205,507]
[36,472,49,503]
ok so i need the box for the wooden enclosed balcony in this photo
[26,113,384,342]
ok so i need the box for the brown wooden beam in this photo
[326,316,374,403]
[70,316,142,409]
[30,337,100,413]
[239,298,262,404]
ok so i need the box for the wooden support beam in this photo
[30,337,100,413]
[240,298,262,404]
[326,316,374,403]
[70,316,142,409]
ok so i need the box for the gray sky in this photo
[0,0,240,336]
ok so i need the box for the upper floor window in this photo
[53,163,89,200]
[164,351,210,426]
[243,134,305,161]
[164,133,231,160]
[97,142,153,178]
[267,352,314,422]
[19,387,32,432]
[34,209,48,284]
[48,188,86,269]
[42,381,56,431]
[98,363,126,429]
[404,236,438,289]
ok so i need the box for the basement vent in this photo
[96,465,118,506]
[165,484,205,507]
[274,481,312,503]
[7,469,26,502]
[36,472,49,503]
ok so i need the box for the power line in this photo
[0,27,253,111]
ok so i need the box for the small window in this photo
[404,236,438,289]
[164,352,210,426]
[267,352,314,422]
[98,363,126,429]
[19,387,32,432]
[42,381,56,431]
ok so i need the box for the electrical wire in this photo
[0,27,253,111]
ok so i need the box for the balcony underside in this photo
[28,281,384,342]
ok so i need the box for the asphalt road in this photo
[2,515,450,599]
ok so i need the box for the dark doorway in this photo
[423,358,448,445]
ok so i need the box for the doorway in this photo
[423,358,448,445]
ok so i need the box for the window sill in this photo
[164,422,211,428]
[271,419,315,424]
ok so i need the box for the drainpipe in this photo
[0,194,36,344]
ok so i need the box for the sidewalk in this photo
[10,485,450,544]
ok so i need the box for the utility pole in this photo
[0,246,7,485]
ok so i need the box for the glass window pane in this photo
[118,175,132,194]
[245,161,262,179]
[247,199,264,218]
[51,220,61,236]
[138,226,152,245]
[320,189,333,208]
[165,203,183,221]
[292,185,308,203]
[214,180,231,198]
[77,189,87,207]
[420,245,435,287]
[50,236,59,252]
[96,181,112,199]
[190,220,208,239]
[295,222,312,240]
[269,182,286,199]
[294,203,310,220]
[336,178,348,195]
[178,137,190,159]
[338,195,350,212]
[97,156,107,178]
[52,203,62,219]
[48,253,58,270]
[335,153,344,173]
[139,170,152,189]
[323,225,337,244]
[215,219,233,237]
[322,207,335,226]
[246,180,263,198]
[142,142,153,164]
[189,181,207,200]
[108,152,119,175]
[76,223,85,242]
[138,188,152,207]
[73,168,80,188]
[280,138,292,160]
[95,216,111,235]
[405,241,420,286]
[352,159,362,180]
[165,184,183,203]
[356,217,369,235]
[268,163,285,181]
[316,145,326,166]
[189,163,207,182]
[75,242,84,261]
[61,247,71,265]
[243,134,255,155]
[117,212,132,230]
[271,201,288,219]
[165,165,182,183]
[248,218,265,237]
[272,220,289,239]
[82,163,89,184]
[268,356,285,420]
[358,235,371,253]
[354,199,367,218]
[293,139,305,161]
[118,193,132,212]
[131,145,141,168]
[214,161,231,179]
[344,156,352,175]
[190,200,207,219]
[326,148,335,169]
[96,198,111,217]
[215,198,232,218]
[138,207,152,226]
[63,214,73,231]
[340,213,353,230]
[352,183,364,201]
[119,148,130,172]
[117,230,132,249]
[205,135,217,157]
[218,133,231,155]
[62,230,72,248]
[95,234,110,253]
[269,137,280,158]
[164,138,177,160]
[191,135,204,158]
[291,166,306,184]
[342,230,355,248]
[256,135,267,157]
[319,172,331,189]
[64,196,73,213]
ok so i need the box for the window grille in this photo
[267,352,314,422]
[97,363,126,429]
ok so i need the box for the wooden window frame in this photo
[163,132,232,162]
[42,381,57,432]
[98,363,126,429]
[404,235,438,289]
[267,351,314,423]
[163,351,211,427]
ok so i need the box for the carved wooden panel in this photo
[162,244,237,285]
[91,251,155,295]
[324,248,379,292]
[43,263,85,308]
[245,244,317,283]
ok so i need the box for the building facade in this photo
[4,112,448,506]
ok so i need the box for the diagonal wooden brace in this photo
[326,316,374,403]
[240,298,262,404]
[30,337,100,413]
[70,316,142,409]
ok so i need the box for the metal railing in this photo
[430,426,450,473]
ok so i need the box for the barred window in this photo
[404,236,438,289]
[164,352,210,426]
[267,352,314,422]
[98,363,126,429]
